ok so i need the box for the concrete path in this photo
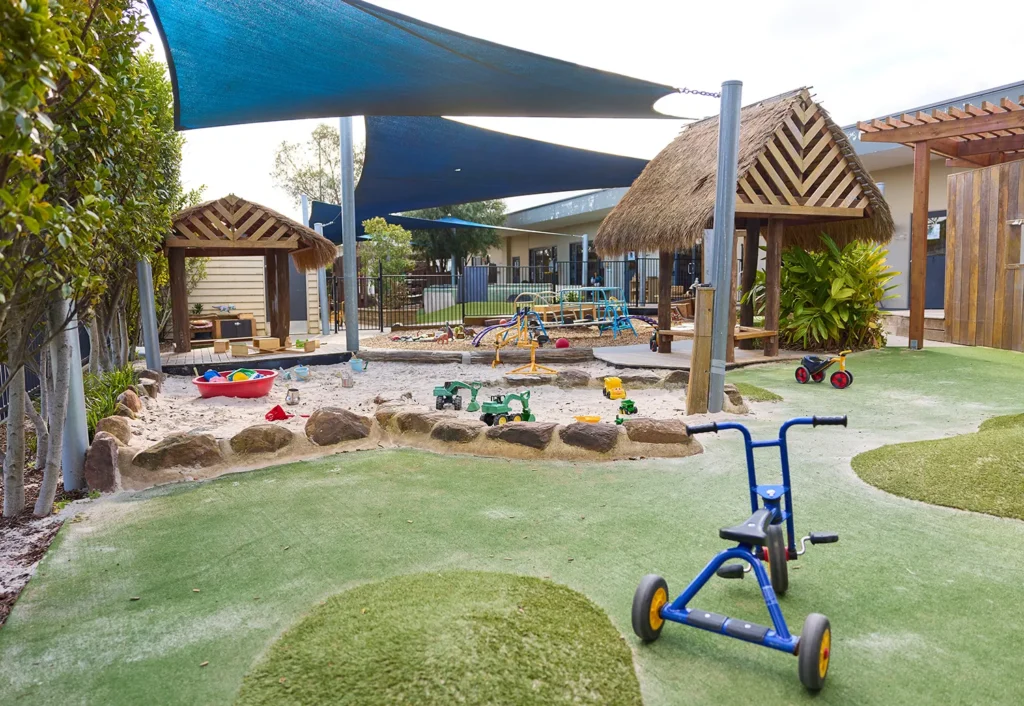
[592,341,803,369]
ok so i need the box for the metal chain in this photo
[679,87,722,99]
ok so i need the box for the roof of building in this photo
[595,89,892,255]
[170,195,338,272]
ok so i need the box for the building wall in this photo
[188,255,322,337]
[868,160,968,309]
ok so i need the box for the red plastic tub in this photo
[193,369,278,399]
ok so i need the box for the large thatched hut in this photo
[596,88,893,356]
[166,195,338,352]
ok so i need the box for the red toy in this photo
[555,337,570,349]
[194,369,278,398]
[264,404,294,421]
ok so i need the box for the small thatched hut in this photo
[596,88,893,356]
[166,194,338,352]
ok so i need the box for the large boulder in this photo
[305,407,372,446]
[138,377,160,399]
[430,419,484,444]
[393,411,444,435]
[117,389,143,415]
[555,369,591,388]
[723,384,749,415]
[84,433,121,492]
[114,402,136,420]
[133,432,223,470]
[485,422,557,450]
[558,422,620,453]
[660,370,689,388]
[621,418,689,444]
[95,415,131,446]
[230,424,295,454]
[375,403,410,428]
[610,371,663,388]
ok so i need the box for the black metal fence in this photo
[329,255,704,332]
[0,325,91,422]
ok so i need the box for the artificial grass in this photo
[419,302,515,324]
[731,382,783,402]
[234,572,641,706]
[852,413,1024,520]
[4,345,1024,706]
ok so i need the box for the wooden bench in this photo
[656,326,777,358]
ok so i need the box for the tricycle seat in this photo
[719,508,772,546]
[801,355,831,373]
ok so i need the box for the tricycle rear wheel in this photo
[632,574,669,643]
[766,523,789,596]
[794,366,810,384]
[798,613,831,691]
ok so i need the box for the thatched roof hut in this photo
[165,195,338,352]
[596,88,893,256]
[169,194,337,272]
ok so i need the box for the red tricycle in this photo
[794,350,853,389]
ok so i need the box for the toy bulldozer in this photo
[432,381,482,412]
[479,391,535,426]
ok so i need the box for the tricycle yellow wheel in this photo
[632,574,669,643]
[798,613,831,691]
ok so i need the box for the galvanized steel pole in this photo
[339,117,360,351]
[313,223,331,336]
[708,80,743,413]
[581,233,589,285]
[135,259,162,374]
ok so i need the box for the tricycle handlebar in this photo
[685,422,719,436]
[812,415,847,427]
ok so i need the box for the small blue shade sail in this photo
[307,205,516,242]
[147,0,678,130]
[307,116,648,243]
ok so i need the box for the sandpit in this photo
[362,320,655,351]
[149,360,695,441]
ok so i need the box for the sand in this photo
[137,359,741,448]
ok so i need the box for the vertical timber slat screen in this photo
[945,161,1024,350]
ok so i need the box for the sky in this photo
[140,0,1023,222]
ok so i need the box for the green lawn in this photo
[852,413,1024,520]
[732,382,783,402]
[235,572,641,705]
[2,345,1024,705]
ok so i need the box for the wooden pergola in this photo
[596,89,893,357]
[166,195,337,352]
[858,95,1024,349]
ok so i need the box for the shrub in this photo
[744,234,897,351]
[83,365,138,437]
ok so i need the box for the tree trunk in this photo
[4,323,27,517]
[24,396,48,470]
[88,317,103,375]
[118,304,130,364]
[34,298,72,517]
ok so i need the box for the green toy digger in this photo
[479,391,535,426]
[432,381,483,412]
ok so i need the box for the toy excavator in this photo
[432,381,483,412]
[479,391,535,426]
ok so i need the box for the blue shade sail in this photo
[147,0,678,130]
[307,116,648,243]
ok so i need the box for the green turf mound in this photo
[234,571,641,706]
[732,382,783,402]
[852,413,1024,520]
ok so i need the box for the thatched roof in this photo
[169,194,337,272]
[596,89,894,255]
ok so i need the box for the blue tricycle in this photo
[632,416,845,691]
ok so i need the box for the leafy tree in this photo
[359,218,413,276]
[272,124,364,207]
[405,200,506,273]
[1,1,184,517]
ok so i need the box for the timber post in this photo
[686,286,715,415]
[168,248,190,353]
[657,249,673,353]
[909,142,931,350]
[738,218,760,349]
[763,219,783,357]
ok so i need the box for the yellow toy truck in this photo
[603,377,626,400]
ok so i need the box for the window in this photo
[926,211,947,258]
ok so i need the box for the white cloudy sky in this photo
[140,0,1022,221]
